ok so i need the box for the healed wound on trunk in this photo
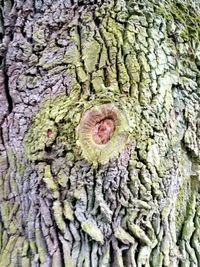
[77,103,130,165]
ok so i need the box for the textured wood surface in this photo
[0,0,199,266]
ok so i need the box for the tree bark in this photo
[0,0,200,266]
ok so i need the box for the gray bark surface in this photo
[0,0,199,266]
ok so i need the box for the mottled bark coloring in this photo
[0,0,199,267]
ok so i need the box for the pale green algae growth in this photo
[175,177,190,237]
[81,220,104,244]
[24,90,140,165]
[157,2,200,43]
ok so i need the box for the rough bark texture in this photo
[0,0,200,266]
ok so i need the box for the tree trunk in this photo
[0,0,199,266]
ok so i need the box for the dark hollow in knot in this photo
[47,129,53,138]
[92,118,115,144]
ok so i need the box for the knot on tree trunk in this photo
[77,103,129,165]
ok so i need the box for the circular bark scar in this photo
[77,103,129,164]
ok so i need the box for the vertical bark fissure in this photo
[3,69,13,113]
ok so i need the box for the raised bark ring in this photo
[77,103,129,164]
